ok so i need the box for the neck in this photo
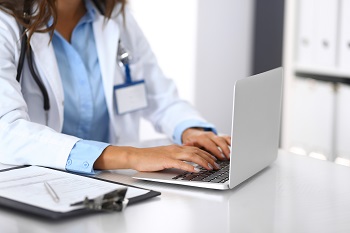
[55,0,86,42]
[56,0,86,20]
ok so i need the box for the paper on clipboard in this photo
[0,163,16,171]
[0,166,148,213]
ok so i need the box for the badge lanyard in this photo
[114,40,148,115]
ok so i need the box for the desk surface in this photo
[1,145,350,233]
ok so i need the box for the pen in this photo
[44,181,60,203]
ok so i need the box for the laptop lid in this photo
[228,67,283,188]
[133,67,283,190]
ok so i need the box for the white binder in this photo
[296,0,316,66]
[296,0,339,68]
[314,0,339,67]
[338,0,350,72]
[335,84,350,160]
[289,77,334,160]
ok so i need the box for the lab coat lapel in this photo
[93,14,121,122]
[29,32,64,129]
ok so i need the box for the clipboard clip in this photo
[70,188,129,212]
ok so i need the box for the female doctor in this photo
[0,0,230,174]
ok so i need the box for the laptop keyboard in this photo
[172,160,230,183]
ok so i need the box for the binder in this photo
[289,77,334,160]
[296,0,316,66]
[335,84,350,160]
[338,0,350,72]
[296,0,339,68]
[0,166,161,220]
[313,0,339,67]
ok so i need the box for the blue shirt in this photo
[52,0,109,174]
[52,0,216,174]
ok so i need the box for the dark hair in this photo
[0,0,127,42]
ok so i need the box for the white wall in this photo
[129,0,198,103]
[195,0,255,135]
[129,0,255,139]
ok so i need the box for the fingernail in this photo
[208,163,213,170]
[194,167,201,173]
[214,162,221,169]
[220,153,226,158]
[211,155,217,161]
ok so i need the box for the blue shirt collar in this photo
[84,0,97,23]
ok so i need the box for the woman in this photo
[0,0,230,174]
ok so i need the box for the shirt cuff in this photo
[173,120,217,145]
[65,140,110,174]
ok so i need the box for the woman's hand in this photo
[181,128,231,160]
[94,144,221,173]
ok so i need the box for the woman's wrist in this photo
[181,127,204,144]
[94,145,135,170]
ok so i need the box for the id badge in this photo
[114,80,148,114]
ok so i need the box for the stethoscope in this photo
[16,1,50,124]
[16,1,130,122]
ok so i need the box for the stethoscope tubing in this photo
[16,1,106,115]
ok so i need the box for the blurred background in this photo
[129,0,350,167]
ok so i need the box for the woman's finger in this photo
[210,136,231,159]
[180,147,220,170]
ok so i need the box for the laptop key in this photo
[191,176,206,181]
[182,174,198,181]
[202,177,213,182]
[172,160,230,182]
[172,173,187,180]
[210,177,225,183]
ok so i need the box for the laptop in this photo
[133,67,284,190]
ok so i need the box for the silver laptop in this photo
[133,67,284,190]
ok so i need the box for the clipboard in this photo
[0,166,160,220]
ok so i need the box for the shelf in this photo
[295,64,350,78]
[295,64,350,84]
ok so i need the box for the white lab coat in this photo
[0,6,207,170]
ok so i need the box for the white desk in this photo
[1,147,350,233]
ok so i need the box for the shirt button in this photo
[66,159,72,166]
[83,161,89,168]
